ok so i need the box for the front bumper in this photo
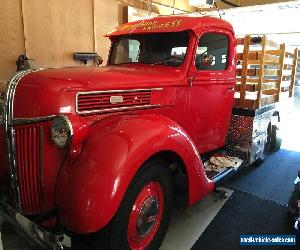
[0,198,70,249]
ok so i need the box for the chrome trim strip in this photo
[76,88,163,115]
[11,115,56,126]
[77,104,161,115]
[5,70,32,211]
[4,69,43,211]
[77,88,163,95]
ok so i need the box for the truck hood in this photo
[13,65,186,118]
[23,65,186,90]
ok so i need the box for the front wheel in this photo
[73,159,173,250]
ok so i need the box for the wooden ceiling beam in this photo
[117,0,198,13]
[206,0,298,10]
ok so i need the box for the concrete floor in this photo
[0,188,233,250]
[1,86,299,250]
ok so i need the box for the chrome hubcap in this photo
[136,196,159,237]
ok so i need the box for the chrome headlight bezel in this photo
[51,115,73,148]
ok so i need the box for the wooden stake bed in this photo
[235,35,298,109]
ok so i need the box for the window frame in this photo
[194,31,231,72]
[108,31,191,67]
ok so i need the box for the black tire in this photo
[72,158,173,250]
[269,125,282,152]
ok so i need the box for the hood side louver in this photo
[76,89,161,115]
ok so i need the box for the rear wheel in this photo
[269,124,282,152]
[72,159,173,250]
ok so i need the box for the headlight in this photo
[51,116,73,148]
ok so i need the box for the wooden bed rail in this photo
[234,35,298,109]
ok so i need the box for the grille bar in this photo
[15,125,43,214]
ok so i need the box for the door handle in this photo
[223,86,235,94]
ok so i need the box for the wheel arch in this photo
[56,114,214,234]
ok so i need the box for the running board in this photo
[211,168,236,186]
[204,155,244,186]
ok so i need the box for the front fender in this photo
[55,114,213,234]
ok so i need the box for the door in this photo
[185,29,236,154]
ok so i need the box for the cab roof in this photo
[106,16,234,37]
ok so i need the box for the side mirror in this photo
[73,52,103,66]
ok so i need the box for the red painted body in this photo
[0,16,236,234]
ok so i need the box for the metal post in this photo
[173,0,176,14]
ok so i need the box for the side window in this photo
[112,39,140,64]
[195,33,229,71]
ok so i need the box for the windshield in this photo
[110,31,189,67]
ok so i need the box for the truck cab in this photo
[0,15,277,249]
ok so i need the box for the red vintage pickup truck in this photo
[0,15,292,249]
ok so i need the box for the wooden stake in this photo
[240,35,250,108]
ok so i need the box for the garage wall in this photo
[0,0,194,82]
[0,0,25,82]
[22,0,95,68]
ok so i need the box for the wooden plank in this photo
[247,60,260,65]
[264,69,280,77]
[0,0,25,81]
[94,0,119,64]
[264,79,280,83]
[236,60,276,66]
[22,0,95,67]
[265,50,283,56]
[92,0,97,52]
[237,68,258,76]
[262,88,278,95]
[290,48,298,97]
[277,43,285,102]
[233,98,255,109]
[245,78,259,83]
[234,94,276,109]
[236,82,277,92]
[262,82,278,91]
[248,52,259,60]
[264,61,281,66]
[239,35,251,108]
[260,94,276,106]
[237,53,243,60]
[266,39,280,49]
[247,69,258,77]
[264,54,280,63]
[256,35,267,108]
[237,38,244,45]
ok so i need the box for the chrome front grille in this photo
[4,70,57,215]
[5,71,33,212]
[15,124,43,214]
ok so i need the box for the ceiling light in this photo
[189,0,214,8]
